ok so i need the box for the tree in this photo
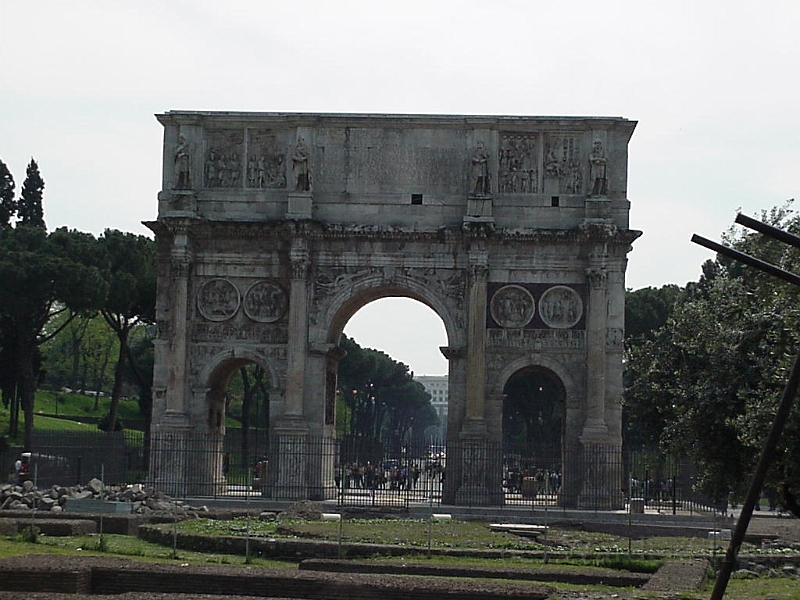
[41,311,117,394]
[0,159,16,228]
[0,227,106,447]
[226,363,270,469]
[96,230,156,432]
[336,335,437,452]
[624,202,800,501]
[17,159,45,229]
[624,285,682,348]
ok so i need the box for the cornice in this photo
[152,217,641,247]
[156,111,636,133]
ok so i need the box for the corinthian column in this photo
[165,226,192,419]
[284,239,310,420]
[582,262,608,440]
[465,260,489,424]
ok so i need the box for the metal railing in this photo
[8,430,718,513]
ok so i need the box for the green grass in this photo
[31,415,98,432]
[0,519,800,600]
[36,389,143,423]
[0,533,294,568]
[170,517,765,560]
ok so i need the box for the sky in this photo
[2,0,798,376]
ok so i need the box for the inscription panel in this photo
[487,328,586,350]
[192,322,288,344]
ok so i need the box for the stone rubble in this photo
[0,478,209,515]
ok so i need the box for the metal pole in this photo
[691,235,800,287]
[710,346,800,600]
[735,213,800,249]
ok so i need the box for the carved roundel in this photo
[490,284,535,329]
[538,285,583,329]
[197,278,240,322]
[243,280,288,323]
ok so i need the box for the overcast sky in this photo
[2,0,798,376]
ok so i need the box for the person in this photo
[588,139,607,196]
[13,452,30,484]
[174,135,193,189]
[470,141,490,195]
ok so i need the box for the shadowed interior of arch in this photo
[502,367,565,451]
[205,359,271,483]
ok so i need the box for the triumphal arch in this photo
[148,112,639,508]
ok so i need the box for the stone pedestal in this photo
[464,194,493,223]
[159,190,197,216]
[287,191,313,220]
[584,197,611,222]
[150,414,191,497]
[576,441,625,510]
[453,419,500,505]
[266,423,309,500]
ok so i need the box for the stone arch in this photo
[150,111,638,506]
[495,355,583,449]
[315,273,462,350]
[197,347,280,435]
[495,355,579,410]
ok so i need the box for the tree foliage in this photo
[42,312,118,399]
[0,159,16,228]
[96,230,156,432]
[624,202,800,501]
[0,227,107,446]
[17,159,45,229]
[337,335,437,452]
[624,284,682,348]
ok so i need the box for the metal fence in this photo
[5,429,718,513]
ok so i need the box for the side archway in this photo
[186,348,278,495]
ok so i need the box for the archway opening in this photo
[335,296,448,475]
[502,367,565,499]
[205,359,271,491]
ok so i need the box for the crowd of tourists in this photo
[503,463,561,497]
[335,459,444,492]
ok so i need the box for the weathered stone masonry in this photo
[148,112,639,507]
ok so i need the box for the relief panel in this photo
[246,130,286,188]
[498,134,538,194]
[544,134,583,195]
[486,283,586,330]
[204,130,244,188]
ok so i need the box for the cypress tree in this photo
[0,159,16,228]
[18,158,45,229]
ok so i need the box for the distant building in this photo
[416,375,448,441]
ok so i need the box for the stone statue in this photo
[292,137,311,191]
[545,146,560,177]
[470,141,490,195]
[589,139,607,196]
[173,135,193,189]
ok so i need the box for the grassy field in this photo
[172,516,759,561]
[1,389,245,441]
[2,518,799,599]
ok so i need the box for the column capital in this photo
[170,256,192,278]
[290,239,310,280]
[586,267,608,290]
